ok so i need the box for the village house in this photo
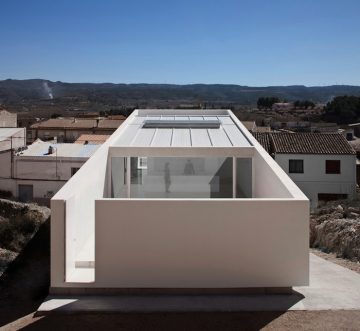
[310,122,339,133]
[272,102,293,111]
[253,132,356,208]
[241,121,271,133]
[271,121,311,132]
[50,109,308,292]
[0,139,99,204]
[28,117,124,143]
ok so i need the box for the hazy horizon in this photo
[2,77,360,88]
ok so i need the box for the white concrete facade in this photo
[275,153,356,208]
[51,109,309,292]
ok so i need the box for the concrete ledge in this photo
[39,254,360,313]
[49,287,293,296]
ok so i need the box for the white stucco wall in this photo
[14,157,86,181]
[93,199,309,288]
[0,177,65,201]
[0,151,12,179]
[0,154,88,200]
[275,154,357,207]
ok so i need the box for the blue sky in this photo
[1,0,359,86]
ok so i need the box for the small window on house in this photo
[71,167,80,176]
[289,159,304,173]
[326,160,341,174]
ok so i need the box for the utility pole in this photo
[10,136,13,179]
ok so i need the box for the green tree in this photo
[257,97,280,110]
[323,95,360,123]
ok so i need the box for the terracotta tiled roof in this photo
[252,132,355,155]
[271,133,355,155]
[31,118,97,129]
[30,118,125,130]
[108,115,127,120]
[97,119,124,129]
[252,132,272,153]
[75,134,111,144]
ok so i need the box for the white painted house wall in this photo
[0,110,17,128]
[0,151,12,178]
[275,154,356,208]
[0,156,88,203]
[0,140,96,203]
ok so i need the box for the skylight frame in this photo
[142,119,221,129]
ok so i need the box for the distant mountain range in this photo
[1,79,360,105]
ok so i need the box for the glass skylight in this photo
[142,119,221,129]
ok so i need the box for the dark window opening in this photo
[318,193,347,202]
[71,167,80,176]
[326,160,341,174]
[289,159,304,173]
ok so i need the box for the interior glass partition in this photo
[110,156,253,199]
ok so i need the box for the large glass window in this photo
[111,156,253,199]
[130,157,232,198]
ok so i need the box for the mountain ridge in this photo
[1,79,360,105]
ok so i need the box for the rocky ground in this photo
[0,199,50,276]
[310,199,360,263]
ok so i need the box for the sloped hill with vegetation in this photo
[1,79,360,105]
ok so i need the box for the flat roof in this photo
[19,140,99,158]
[115,114,252,148]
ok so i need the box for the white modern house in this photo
[253,132,357,208]
[0,139,99,204]
[51,109,309,293]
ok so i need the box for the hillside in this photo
[1,79,360,106]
